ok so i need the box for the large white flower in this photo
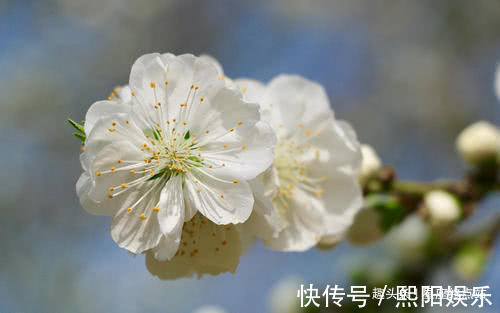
[77,53,275,270]
[235,75,363,251]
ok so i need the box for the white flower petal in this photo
[234,78,266,105]
[201,120,276,181]
[157,175,185,236]
[184,171,253,225]
[109,182,164,254]
[84,100,129,134]
[245,174,284,239]
[147,215,242,279]
[262,75,333,135]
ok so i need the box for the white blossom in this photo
[235,75,363,251]
[456,121,500,165]
[386,215,429,264]
[269,276,302,313]
[359,144,382,182]
[77,53,275,277]
[424,190,461,225]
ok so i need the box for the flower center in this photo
[149,127,203,178]
[273,138,325,213]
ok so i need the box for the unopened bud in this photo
[456,121,499,165]
[424,190,461,225]
[360,144,382,182]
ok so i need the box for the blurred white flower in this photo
[456,121,500,165]
[77,53,275,277]
[236,75,363,251]
[269,276,302,313]
[386,215,429,263]
[192,305,228,313]
[424,190,460,225]
[359,144,382,182]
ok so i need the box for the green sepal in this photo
[366,194,405,233]
[67,118,85,134]
[73,132,86,144]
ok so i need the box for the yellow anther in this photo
[237,121,243,126]
[121,184,126,189]
[305,129,311,136]
[205,130,209,134]
[241,87,247,94]
[112,122,117,126]
[153,207,160,212]
[111,167,116,171]
[96,172,102,177]
[233,180,238,184]
[139,213,146,220]
[117,160,122,164]
[298,124,304,128]
[127,208,132,212]
[173,119,176,122]
[190,84,194,89]
[208,165,213,168]
[229,128,234,132]
[200,97,204,102]
[150,170,154,176]
[195,86,199,90]
[220,75,225,80]
[109,187,114,191]
[131,92,135,97]
[130,170,135,174]
[241,146,247,150]
[150,81,156,88]
[222,163,226,167]
[221,240,227,245]
[183,122,187,125]
[125,120,129,124]
[108,194,113,199]
[220,195,224,199]
[223,144,228,148]
[197,189,201,193]
[165,81,169,85]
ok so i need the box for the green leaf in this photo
[184,130,191,140]
[73,132,86,144]
[67,118,85,134]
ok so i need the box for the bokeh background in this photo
[1,0,499,312]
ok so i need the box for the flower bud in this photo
[317,233,343,250]
[347,207,385,245]
[360,144,382,182]
[269,276,302,313]
[424,190,461,225]
[456,121,500,165]
[453,244,489,281]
